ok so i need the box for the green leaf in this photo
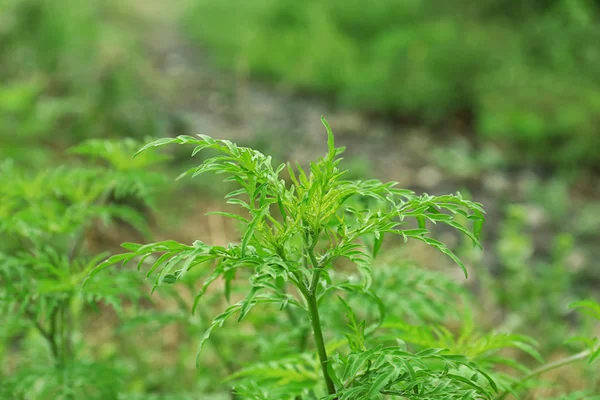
[395,232,469,278]
[372,231,384,258]
[196,303,243,368]
[590,346,600,364]
[205,211,248,223]
[198,134,217,146]
[364,368,398,398]
[238,286,260,322]
[83,252,136,288]
[134,137,179,157]
[192,267,224,314]
[321,116,335,160]
[342,349,375,382]
[570,300,600,320]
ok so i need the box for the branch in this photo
[307,246,323,294]
[26,311,59,363]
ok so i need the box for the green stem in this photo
[495,347,597,400]
[28,311,59,364]
[302,234,336,396]
[307,247,322,293]
[306,291,336,396]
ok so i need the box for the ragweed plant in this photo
[88,118,506,399]
[0,139,165,398]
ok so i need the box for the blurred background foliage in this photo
[1,0,599,398]
[0,0,165,163]
[187,0,600,166]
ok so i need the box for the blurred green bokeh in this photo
[0,0,162,163]
[187,0,600,165]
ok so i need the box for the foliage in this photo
[569,301,600,363]
[0,139,165,398]
[185,0,600,165]
[88,118,592,399]
[1,118,597,398]
[0,0,164,163]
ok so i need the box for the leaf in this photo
[196,303,243,368]
[474,367,498,392]
[415,236,468,278]
[473,217,484,241]
[569,300,600,321]
[83,253,136,288]
[205,211,248,223]
[416,348,447,358]
[121,242,143,252]
[198,134,217,145]
[195,295,284,368]
[590,346,600,364]
[191,143,213,157]
[445,373,491,395]
[372,231,384,258]
[364,368,398,398]
[225,188,247,199]
[342,349,375,382]
[242,205,268,257]
[510,339,544,364]
[321,116,335,160]
[145,252,175,278]
[192,267,224,314]
[445,220,482,249]
[241,219,257,258]
[134,137,179,157]
[357,263,373,290]
[238,286,260,322]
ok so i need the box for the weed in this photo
[88,118,598,398]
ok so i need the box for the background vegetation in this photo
[1,0,599,398]
[187,0,600,166]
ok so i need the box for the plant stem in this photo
[306,291,336,397]
[307,247,321,292]
[303,236,336,396]
[495,347,597,400]
[27,311,59,363]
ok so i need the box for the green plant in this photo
[0,139,164,398]
[0,0,164,164]
[90,118,552,399]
